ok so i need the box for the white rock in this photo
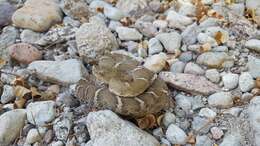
[248,96,260,145]
[163,112,176,128]
[143,53,167,73]
[239,72,255,92]
[170,61,185,73]
[26,101,56,126]
[1,85,15,104]
[27,59,87,84]
[175,94,192,112]
[199,108,217,119]
[50,141,64,146]
[205,26,229,44]
[108,21,122,31]
[89,0,111,9]
[0,109,26,146]
[178,0,196,16]
[197,33,218,46]
[166,10,193,29]
[20,29,42,44]
[148,38,163,55]
[202,0,214,5]
[245,39,260,53]
[210,127,224,140]
[205,69,220,83]
[25,127,47,144]
[220,133,242,146]
[104,6,124,21]
[86,110,160,146]
[222,73,239,90]
[166,124,187,144]
[181,23,199,45]
[248,55,260,78]
[196,52,230,68]
[156,32,182,53]
[116,26,143,41]
[153,20,168,30]
[208,92,233,108]
[184,62,205,75]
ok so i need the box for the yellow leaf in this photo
[31,87,41,99]
[15,85,31,99]
[14,97,26,109]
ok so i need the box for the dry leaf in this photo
[252,88,260,96]
[31,87,41,99]
[40,91,56,101]
[194,0,208,22]
[246,9,257,22]
[187,132,196,144]
[120,17,133,26]
[156,114,164,126]
[15,85,31,99]
[14,97,26,109]
[136,114,157,129]
[12,76,26,86]
[215,31,224,45]
[96,7,104,13]
[199,43,211,53]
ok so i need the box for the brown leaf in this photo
[15,85,31,99]
[136,114,157,129]
[12,76,26,87]
[215,31,224,45]
[31,87,41,99]
[96,7,104,13]
[156,114,164,127]
[40,91,56,101]
[194,0,208,22]
[187,132,196,144]
[199,43,211,53]
[0,58,6,69]
[120,17,133,26]
[14,97,26,109]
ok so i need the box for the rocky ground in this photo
[0,0,260,146]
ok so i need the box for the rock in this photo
[184,62,205,75]
[135,18,158,38]
[179,51,193,62]
[208,92,233,108]
[178,0,196,16]
[53,112,73,141]
[195,135,213,146]
[56,91,79,107]
[153,20,168,30]
[239,72,255,92]
[197,33,218,46]
[219,133,242,146]
[175,94,192,112]
[156,32,182,53]
[202,0,214,5]
[248,96,260,145]
[76,18,118,62]
[210,127,224,140]
[63,16,81,27]
[170,61,185,73]
[205,27,229,44]
[1,85,15,104]
[166,124,187,145]
[86,110,160,146]
[166,10,193,29]
[192,116,213,134]
[0,109,26,146]
[8,43,42,64]
[0,2,15,28]
[148,38,163,55]
[162,112,176,128]
[103,5,124,21]
[73,123,89,143]
[60,0,91,22]
[116,26,143,41]
[12,0,63,32]
[50,141,64,146]
[25,128,47,144]
[116,0,149,18]
[0,26,18,61]
[199,108,217,119]
[152,128,164,139]
[108,20,122,31]
[196,52,230,68]
[160,72,220,95]
[26,101,56,126]
[143,53,167,73]
[212,45,228,52]
[20,29,42,44]
[245,39,260,52]
[246,0,260,15]
[248,56,260,78]
[27,59,87,84]
[222,73,239,90]
[205,69,220,83]
[181,23,199,45]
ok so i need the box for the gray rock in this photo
[195,135,213,146]
[0,26,18,61]
[0,2,15,28]
[12,0,63,32]
[181,23,199,45]
[148,38,163,55]
[76,18,118,62]
[50,141,64,146]
[222,73,239,90]
[205,69,220,83]
[248,56,260,78]
[143,53,167,73]
[53,112,73,141]
[212,45,228,52]
[135,19,157,38]
[160,72,220,95]
[0,109,26,146]
[28,59,87,84]
[116,26,143,41]
[170,61,186,73]
[245,39,260,53]
[197,52,230,68]
[26,101,56,126]
[20,29,42,44]
[156,32,182,53]
[184,62,205,75]
[162,112,176,128]
[108,20,123,31]
[25,127,47,144]
[248,96,260,145]
[60,0,91,22]
[166,10,193,29]
[205,26,229,44]
[86,110,160,146]
[220,133,242,146]
[104,6,124,21]
[73,123,89,143]
[239,72,255,92]
[197,33,218,46]
[199,108,217,119]
[1,85,15,104]
[63,16,81,27]
[166,124,187,145]
[179,51,193,62]
[210,127,224,140]
[152,128,164,139]
[116,0,149,18]
[208,92,233,108]
[175,94,192,112]
[192,116,213,134]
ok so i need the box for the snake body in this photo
[75,53,170,117]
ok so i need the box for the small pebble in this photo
[205,69,220,83]
[116,26,143,41]
[208,92,233,108]
[210,127,224,140]
[199,108,217,119]
[239,72,255,92]
[166,124,187,145]
[222,73,239,90]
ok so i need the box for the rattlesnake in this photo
[75,53,170,118]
